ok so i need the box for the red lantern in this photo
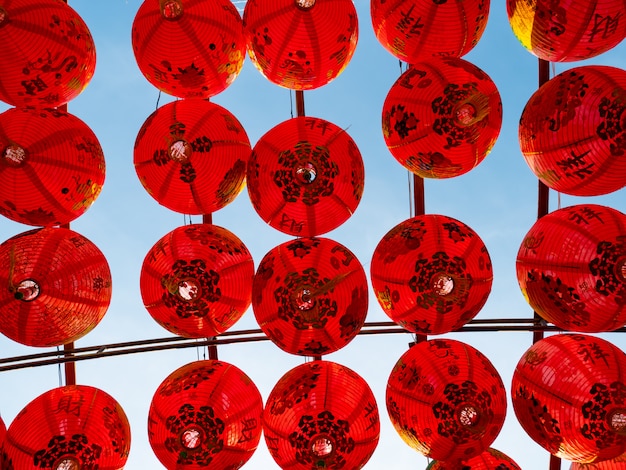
[140,224,254,338]
[382,57,502,179]
[571,458,626,470]
[507,0,626,62]
[247,116,364,237]
[5,385,130,470]
[252,237,367,356]
[512,334,626,463]
[0,107,106,227]
[386,339,507,461]
[0,415,6,469]
[371,214,493,335]
[134,99,250,215]
[516,204,626,333]
[0,0,96,108]
[370,0,490,62]
[0,227,112,347]
[149,360,263,469]
[519,65,626,196]
[132,0,246,98]
[243,0,358,90]
[426,447,522,470]
[263,360,379,469]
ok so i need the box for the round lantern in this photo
[243,0,358,90]
[0,106,106,227]
[140,223,254,338]
[371,0,490,62]
[512,334,626,463]
[0,415,7,470]
[0,0,96,108]
[371,214,493,335]
[426,447,522,470]
[134,99,250,215]
[0,227,112,347]
[263,360,379,469]
[386,338,507,461]
[132,0,246,98]
[149,360,263,469]
[507,0,626,62]
[519,65,626,196]
[382,57,502,179]
[247,116,364,237]
[5,385,130,469]
[516,204,626,332]
[252,237,367,356]
[571,457,626,470]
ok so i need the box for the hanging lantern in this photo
[243,0,358,90]
[0,227,112,347]
[252,237,368,356]
[371,214,493,335]
[132,0,246,98]
[507,0,626,62]
[134,99,250,215]
[386,338,507,461]
[519,65,626,196]
[370,0,490,62]
[149,360,263,469]
[247,116,364,237]
[0,415,7,470]
[516,204,626,332]
[512,334,626,463]
[4,385,131,470]
[140,223,254,338]
[571,457,626,470]
[0,0,96,108]
[426,447,522,470]
[382,57,502,179]
[263,360,379,469]
[0,106,106,227]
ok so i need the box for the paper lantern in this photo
[263,360,379,469]
[149,360,263,469]
[132,0,245,98]
[382,57,502,179]
[516,204,626,332]
[0,227,112,347]
[519,65,626,196]
[426,447,522,470]
[512,334,626,463]
[247,116,364,237]
[5,385,130,470]
[507,0,626,62]
[0,107,106,227]
[0,415,7,470]
[387,339,507,461]
[370,0,490,62]
[243,0,358,90]
[140,223,254,338]
[0,0,96,107]
[134,99,250,215]
[571,458,626,470]
[252,237,367,356]
[371,214,493,335]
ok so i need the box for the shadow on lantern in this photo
[426,447,522,470]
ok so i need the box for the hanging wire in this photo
[289,89,294,118]
[155,89,162,110]
[57,346,63,387]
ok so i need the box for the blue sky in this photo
[0,1,625,469]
